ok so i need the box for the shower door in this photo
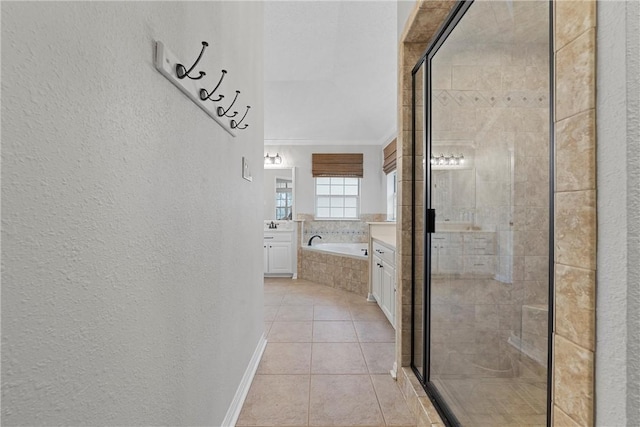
[411,1,552,426]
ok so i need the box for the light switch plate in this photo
[242,157,252,182]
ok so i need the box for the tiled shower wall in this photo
[396,1,597,426]
[552,1,597,425]
[411,16,551,381]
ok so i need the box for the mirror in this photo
[432,143,476,224]
[264,167,295,221]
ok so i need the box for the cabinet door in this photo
[268,242,292,274]
[440,241,463,274]
[263,244,269,274]
[372,254,383,302]
[381,260,395,327]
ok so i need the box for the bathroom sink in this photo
[264,221,294,231]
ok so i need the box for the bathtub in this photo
[304,242,368,259]
[299,242,369,297]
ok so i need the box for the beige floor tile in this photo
[350,305,388,321]
[314,305,352,321]
[268,322,313,342]
[343,293,374,305]
[265,293,285,306]
[264,321,272,336]
[282,293,316,305]
[360,342,395,374]
[242,279,413,427]
[354,321,395,343]
[258,343,312,375]
[276,305,314,321]
[309,375,384,426]
[311,343,368,374]
[264,306,279,322]
[236,375,310,426]
[265,277,295,287]
[313,321,358,342]
[371,375,415,426]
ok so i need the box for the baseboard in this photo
[221,333,267,427]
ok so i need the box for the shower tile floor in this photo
[237,277,414,427]
[432,377,547,426]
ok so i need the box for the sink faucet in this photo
[308,235,322,246]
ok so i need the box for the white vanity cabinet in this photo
[431,231,496,277]
[264,231,293,276]
[371,240,396,328]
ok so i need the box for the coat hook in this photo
[231,106,251,130]
[199,69,228,102]
[176,41,208,80]
[217,90,240,118]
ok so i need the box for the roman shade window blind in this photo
[382,139,397,174]
[312,153,363,178]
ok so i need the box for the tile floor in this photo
[237,278,415,427]
[433,377,547,426]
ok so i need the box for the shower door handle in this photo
[426,209,436,233]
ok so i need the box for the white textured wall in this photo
[263,144,386,215]
[397,0,415,39]
[1,2,264,425]
[596,1,640,425]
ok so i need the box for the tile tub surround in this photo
[296,213,384,298]
[298,248,369,297]
[299,213,387,244]
[396,1,598,426]
[237,277,415,427]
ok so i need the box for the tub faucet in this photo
[308,235,322,246]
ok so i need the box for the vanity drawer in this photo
[264,232,292,242]
[462,233,495,255]
[373,241,395,265]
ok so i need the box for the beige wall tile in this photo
[404,42,428,67]
[404,6,453,43]
[554,404,582,426]
[555,264,595,351]
[555,0,596,51]
[418,0,456,10]
[556,110,596,191]
[555,28,596,121]
[555,190,596,269]
[553,334,594,426]
[452,65,502,90]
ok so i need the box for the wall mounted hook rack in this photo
[175,41,208,80]
[217,90,240,118]
[155,40,235,137]
[231,106,250,130]
[199,69,227,102]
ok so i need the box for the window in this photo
[315,177,359,219]
[386,170,397,221]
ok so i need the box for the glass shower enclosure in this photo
[411,1,552,425]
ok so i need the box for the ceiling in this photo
[264,1,398,146]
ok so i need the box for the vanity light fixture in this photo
[431,153,465,166]
[264,153,282,165]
